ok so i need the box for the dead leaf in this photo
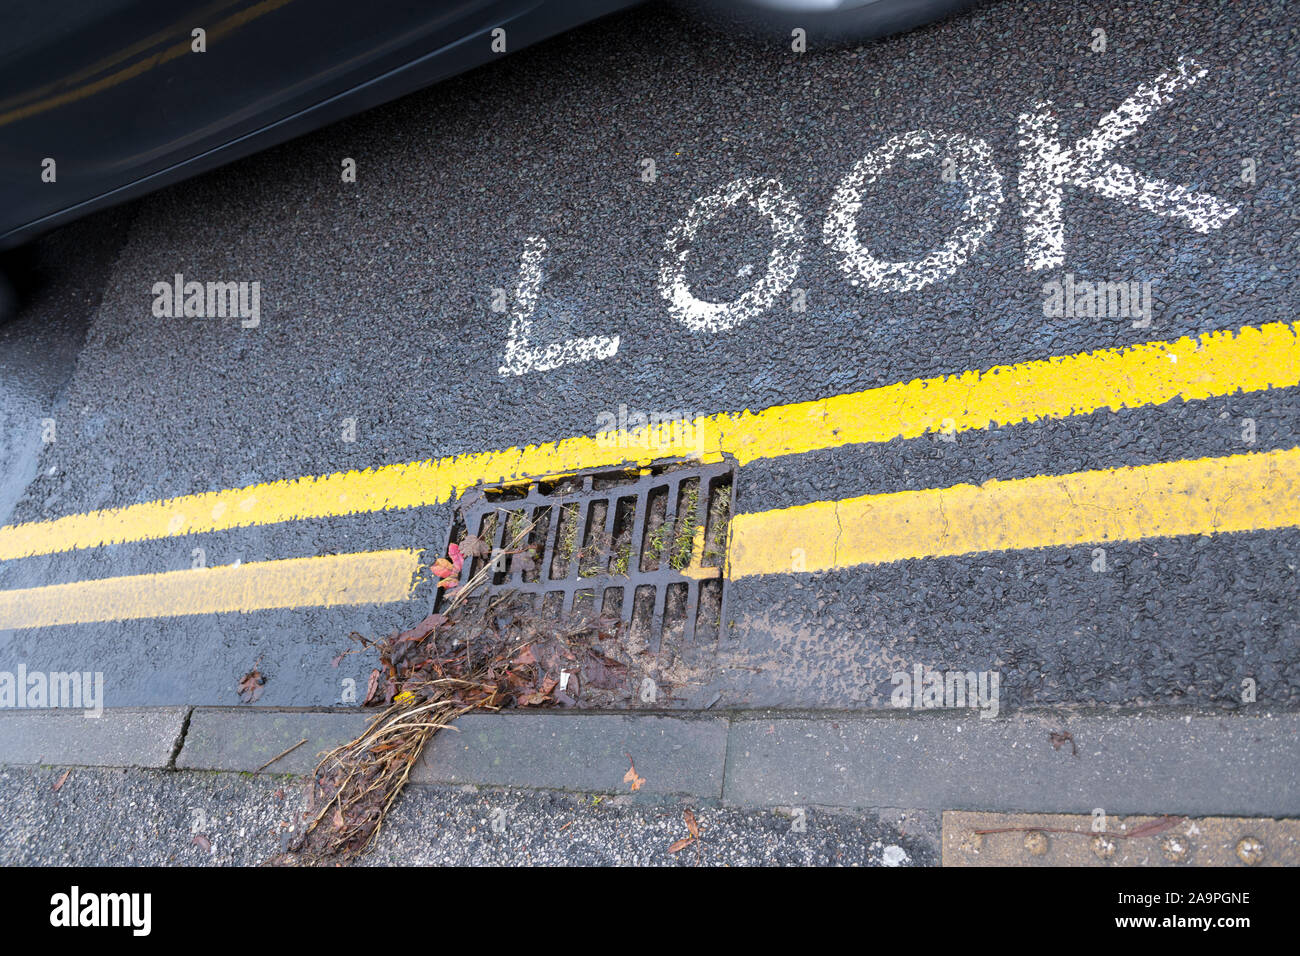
[237,667,265,703]
[668,837,694,854]
[584,649,628,690]
[362,668,382,706]
[332,808,346,830]
[1049,730,1078,756]
[623,755,645,792]
[459,535,490,559]
[395,610,446,644]
[52,769,70,792]
[192,834,211,852]
[684,809,699,839]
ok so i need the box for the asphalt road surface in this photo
[0,0,1295,713]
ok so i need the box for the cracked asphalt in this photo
[0,0,1295,712]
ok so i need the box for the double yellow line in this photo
[0,549,422,630]
[1,320,1296,629]
[729,446,1300,576]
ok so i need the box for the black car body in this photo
[0,0,975,251]
[0,0,639,249]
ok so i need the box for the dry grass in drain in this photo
[267,521,542,867]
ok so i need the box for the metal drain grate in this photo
[436,460,734,652]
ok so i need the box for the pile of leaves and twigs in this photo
[267,521,626,866]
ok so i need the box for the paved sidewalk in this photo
[5,706,1296,816]
[3,705,1296,865]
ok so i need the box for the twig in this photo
[974,815,1185,839]
[255,738,308,773]
[272,522,546,866]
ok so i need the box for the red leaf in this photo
[448,543,464,572]
[431,558,456,579]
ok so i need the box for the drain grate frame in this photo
[435,459,735,653]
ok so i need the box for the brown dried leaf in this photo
[459,535,490,559]
[684,809,699,839]
[192,834,211,852]
[584,650,628,690]
[237,668,265,703]
[1049,730,1078,756]
[623,755,645,792]
[668,837,694,854]
[52,769,70,792]
[362,668,382,706]
[396,611,446,644]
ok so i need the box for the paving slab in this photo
[0,707,186,768]
[414,712,729,798]
[176,707,370,775]
[724,711,1300,816]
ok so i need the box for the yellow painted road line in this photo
[728,447,1300,576]
[0,548,422,630]
[6,448,1296,628]
[2,321,1296,562]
